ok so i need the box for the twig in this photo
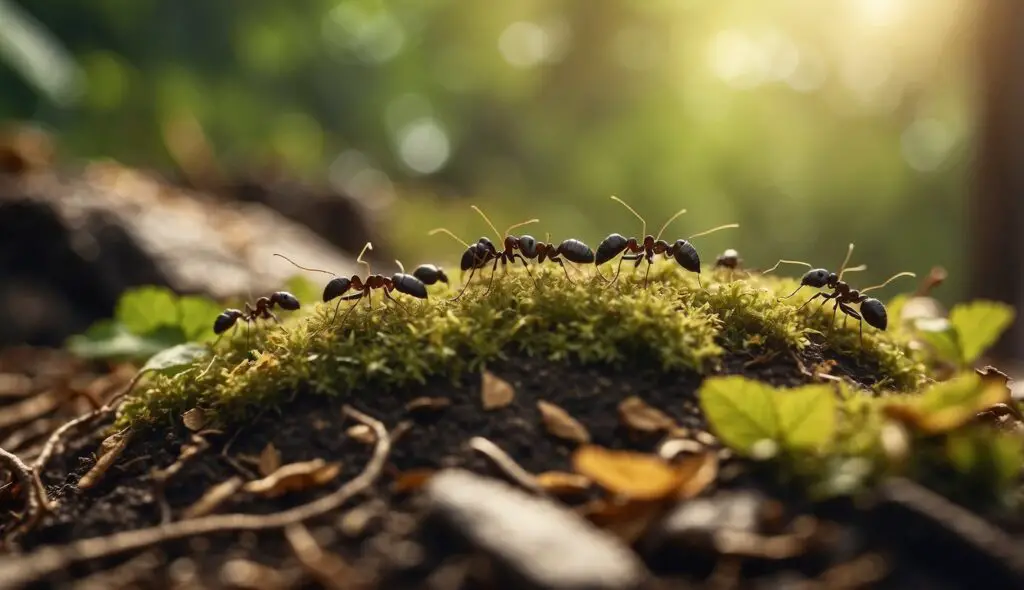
[285,522,363,590]
[468,436,546,496]
[0,447,50,545]
[0,405,389,590]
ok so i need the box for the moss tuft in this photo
[115,260,927,429]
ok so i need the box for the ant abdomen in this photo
[413,264,448,285]
[595,233,629,265]
[559,239,595,264]
[323,277,353,302]
[671,239,700,273]
[272,291,301,311]
[860,298,887,331]
[213,309,244,334]
[392,274,428,299]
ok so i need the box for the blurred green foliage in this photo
[1,0,973,301]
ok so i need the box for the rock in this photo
[0,161,359,346]
[423,469,650,590]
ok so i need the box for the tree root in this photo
[0,447,51,546]
[0,405,390,590]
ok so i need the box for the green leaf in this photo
[884,373,1010,433]
[177,295,223,342]
[913,317,962,365]
[67,321,187,361]
[115,286,179,335]
[699,376,778,455]
[950,301,1015,365]
[141,342,210,376]
[775,384,836,451]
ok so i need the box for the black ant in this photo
[429,206,540,301]
[714,249,742,270]
[595,196,739,289]
[767,244,915,347]
[412,264,449,287]
[274,242,428,329]
[213,291,300,352]
[516,231,595,283]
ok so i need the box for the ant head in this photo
[517,234,537,258]
[272,291,300,311]
[860,298,887,330]
[323,277,352,302]
[503,235,517,251]
[671,239,701,273]
[800,269,832,288]
[213,309,243,334]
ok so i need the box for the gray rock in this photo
[425,469,650,590]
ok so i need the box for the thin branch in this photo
[0,405,389,590]
[0,447,49,545]
[468,436,546,497]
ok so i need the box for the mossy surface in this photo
[115,260,928,429]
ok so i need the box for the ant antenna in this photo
[687,223,740,240]
[356,242,373,276]
[860,271,917,294]
[610,196,646,237]
[655,208,688,242]
[762,259,812,275]
[837,243,855,281]
[428,227,470,249]
[273,253,337,276]
[503,218,540,237]
[842,264,867,276]
[395,259,405,274]
[471,205,503,243]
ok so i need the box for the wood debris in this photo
[78,430,131,490]
[481,370,515,410]
[405,396,452,413]
[537,400,590,444]
[258,443,282,477]
[181,477,244,519]
[182,408,207,432]
[618,396,676,433]
[243,459,342,499]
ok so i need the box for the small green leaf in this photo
[914,317,962,365]
[775,384,836,451]
[141,342,210,376]
[699,376,778,454]
[115,286,179,335]
[67,321,186,361]
[885,373,1010,433]
[950,301,1015,365]
[178,295,223,342]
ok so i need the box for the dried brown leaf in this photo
[392,468,436,495]
[258,443,282,477]
[578,497,668,544]
[182,408,207,432]
[573,445,716,501]
[243,459,342,499]
[346,424,376,445]
[79,431,131,490]
[481,370,515,410]
[537,400,590,444]
[182,477,243,519]
[618,396,675,433]
[405,396,451,413]
[535,471,591,497]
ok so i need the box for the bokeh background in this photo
[1,0,1018,358]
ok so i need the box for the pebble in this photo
[424,469,650,590]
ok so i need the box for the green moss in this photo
[114,260,928,429]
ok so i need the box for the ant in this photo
[274,242,429,329]
[213,291,301,352]
[767,244,915,347]
[412,264,449,287]
[714,249,742,271]
[595,196,739,289]
[429,206,541,301]
[516,231,595,284]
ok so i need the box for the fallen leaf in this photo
[537,400,590,444]
[618,396,676,433]
[243,459,342,498]
[79,431,131,490]
[182,408,207,431]
[346,424,376,445]
[535,471,591,496]
[392,468,436,494]
[481,370,515,410]
[258,443,282,477]
[578,497,668,544]
[573,445,716,501]
[405,396,451,413]
[182,477,243,519]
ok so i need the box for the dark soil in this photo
[1,344,1017,589]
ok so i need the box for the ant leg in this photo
[796,292,825,311]
[481,257,502,298]
[837,302,863,348]
[450,267,479,302]
[829,300,841,332]
[552,257,574,284]
[604,253,642,290]
[514,254,539,288]
[384,289,411,315]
